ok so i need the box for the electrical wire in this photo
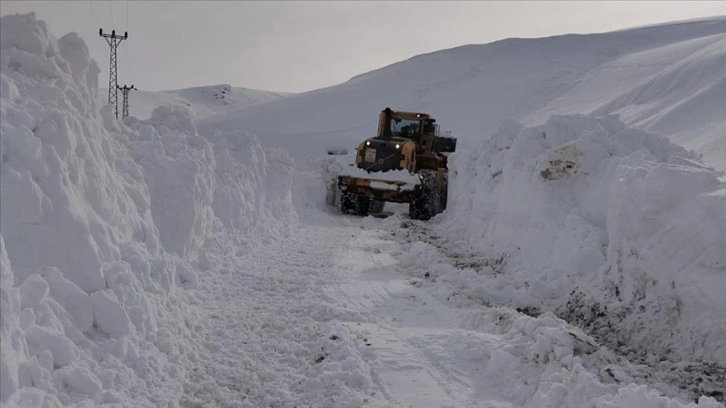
[108,1,114,28]
[124,0,135,85]
[88,1,100,28]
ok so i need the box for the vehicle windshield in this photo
[389,118,421,138]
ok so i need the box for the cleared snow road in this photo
[181,211,487,407]
[180,209,724,408]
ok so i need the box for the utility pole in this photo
[99,29,128,119]
[117,84,137,119]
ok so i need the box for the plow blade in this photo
[338,175,417,203]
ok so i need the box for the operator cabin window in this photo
[390,118,420,138]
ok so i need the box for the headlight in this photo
[395,144,400,149]
[366,141,371,146]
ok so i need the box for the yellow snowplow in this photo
[334,107,456,220]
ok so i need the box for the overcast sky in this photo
[2,1,725,93]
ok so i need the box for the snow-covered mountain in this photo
[100,84,290,120]
[2,11,724,408]
[197,17,726,171]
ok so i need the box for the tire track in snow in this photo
[179,212,492,407]
[326,237,479,407]
[180,221,386,407]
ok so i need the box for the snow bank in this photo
[458,308,725,408]
[120,105,295,259]
[438,114,726,366]
[0,13,295,406]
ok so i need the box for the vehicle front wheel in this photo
[409,170,439,220]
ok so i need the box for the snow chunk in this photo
[43,268,93,333]
[90,290,133,338]
[24,325,78,368]
[52,366,102,397]
[19,274,48,310]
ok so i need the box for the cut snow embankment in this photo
[437,114,726,368]
[0,13,295,407]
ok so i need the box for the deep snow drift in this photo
[99,84,290,121]
[196,17,726,172]
[437,114,726,371]
[0,13,295,406]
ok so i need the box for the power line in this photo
[108,1,114,28]
[88,1,100,28]
[124,0,135,85]
[125,49,135,84]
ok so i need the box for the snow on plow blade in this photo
[338,175,418,203]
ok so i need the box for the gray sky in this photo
[2,1,725,93]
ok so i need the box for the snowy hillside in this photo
[2,11,725,408]
[197,17,726,172]
[99,84,289,120]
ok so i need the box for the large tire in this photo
[341,191,370,216]
[409,170,440,220]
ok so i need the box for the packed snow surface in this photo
[2,11,725,408]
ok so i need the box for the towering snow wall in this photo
[0,13,295,406]
[438,114,726,365]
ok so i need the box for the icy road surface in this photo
[181,209,724,408]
